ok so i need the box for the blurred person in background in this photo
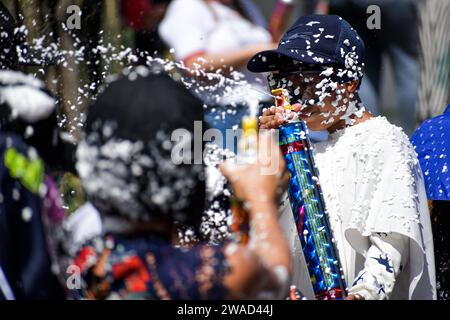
[121,0,173,63]
[158,0,277,151]
[411,103,450,300]
[0,2,72,300]
[307,0,420,135]
[73,71,291,300]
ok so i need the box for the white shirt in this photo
[66,202,102,253]
[280,116,436,299]
[159,0,272,106]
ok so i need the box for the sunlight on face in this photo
[268,67,363,131]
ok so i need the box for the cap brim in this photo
[247,47,337,73]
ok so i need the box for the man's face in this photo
[268,67,356,131]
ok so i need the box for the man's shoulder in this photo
[365,118,419,168]
[356,116,411,145]
[335,116,409,147]
[341,117,416,162]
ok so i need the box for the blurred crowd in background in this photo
[1,0,448,137]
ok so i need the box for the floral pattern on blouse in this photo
[72,234,229,300]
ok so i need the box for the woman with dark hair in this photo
[72,69,291,299]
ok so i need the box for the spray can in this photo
[274,88,347,300]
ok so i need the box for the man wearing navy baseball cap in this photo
[253,15,436,300]
[252,14,368,132]
[248,14,365,74]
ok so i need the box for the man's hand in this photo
[259,106,285,129]
[259,104,302,129]
[346,293,365,300]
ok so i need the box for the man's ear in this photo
[346,79,360,93]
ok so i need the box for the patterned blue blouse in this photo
[73,233,229,300]
[411,104,450,201]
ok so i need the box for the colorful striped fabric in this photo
[279,121,347,300]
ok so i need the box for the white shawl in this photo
[280,117,436,300]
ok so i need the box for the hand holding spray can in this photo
[273,88,347,300]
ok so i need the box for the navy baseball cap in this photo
[248,15,365,74]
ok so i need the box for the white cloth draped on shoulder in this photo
[279,116,436,300]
